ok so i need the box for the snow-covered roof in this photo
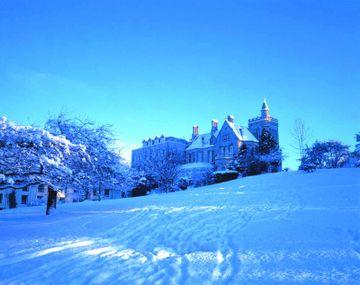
[239,126,258,142]
[186,119,258,151]
[226,120,258,143]
[186,131,218,151]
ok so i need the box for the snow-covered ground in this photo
[1,168,360,285]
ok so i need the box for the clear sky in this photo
[1,0,359,168]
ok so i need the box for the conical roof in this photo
[262,99,269,110]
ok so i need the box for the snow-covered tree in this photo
[141,150,183,193]
[0,117,91,212]
[230,144,260,176]
[229,131,283,176]
[258,129,283,173]
[45,113,128,199]
[258,129,278,155]
[300,140,350,170]
[348,132,360,168]
[355,132,360,154]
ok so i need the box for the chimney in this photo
[211,119,218,133]
[192,125,199,139]
[227,114,235,123]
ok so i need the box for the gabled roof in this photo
[225,119,258,143]
[186,131,219,150]
[239,126,258,142]
[186,119,258,151]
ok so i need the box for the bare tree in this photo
[291,118,311,159]
[141,149,184,193]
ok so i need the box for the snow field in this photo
[1,168,360,284]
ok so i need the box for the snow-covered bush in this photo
[179,163,214,188]
[213,170,238,183]
[299,161,316,172]
[177,177,189,190]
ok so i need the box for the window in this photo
[23,186,28,192]
[223,135,229,142]
[208,150,214,163]
[21,195,28,204]
[229,145,233,154]
[104,189,110,197]
[38,184,45,192]
[0,193,3,204]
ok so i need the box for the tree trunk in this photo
[98,181,102,201]
[46,186,57,215]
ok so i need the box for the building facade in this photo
[186,115,259,170]
[0,183,50,210]
[131,135,188,170]
[132,100,280,171]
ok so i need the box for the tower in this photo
[248,99,279,144]
[261,99,270,120]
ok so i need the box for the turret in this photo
[248,99,279,144]
[261,99,270,120]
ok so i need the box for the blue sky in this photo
[0,0,359,168]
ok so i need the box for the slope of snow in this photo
[1,168,360,284]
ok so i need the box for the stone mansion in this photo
[131,100,279,171]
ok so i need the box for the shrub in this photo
[131,184,148,197]
[178,177,189,190]
[299,162,316,173]
[213,170,238,183]
[131,177,150,197]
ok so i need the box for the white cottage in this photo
[0,183,78,210]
